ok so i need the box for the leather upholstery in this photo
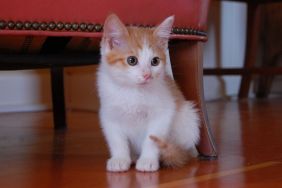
[0,0,210,41]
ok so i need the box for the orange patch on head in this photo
[127,27,167,65]
[104,26,168,67]
[106,50,127,67]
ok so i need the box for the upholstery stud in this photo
[32,22,40,30]
[7,21,15,29]
[48,22,56,30]
[173,27,180,34]
[15,22,23,29]
[79,23,87,31]
[0,20,6,29]
[187,28,193,35]
[64,23,71,31]
[56,22,64,30]
[71,23,79,31]
[40,22,48,30]
[94,24,102,32]
[87,23,94,31]
[23,22,32,30]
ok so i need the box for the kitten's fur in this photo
[97,14,200,172]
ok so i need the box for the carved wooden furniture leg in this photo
[170,41,217,160]
[239,3,261,98]
[255,54,281,98]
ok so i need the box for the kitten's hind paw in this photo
[107,158,131,172]
[136,158,159,172]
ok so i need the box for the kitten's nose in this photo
[143,73,152,81]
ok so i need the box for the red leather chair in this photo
[0,0,217,159]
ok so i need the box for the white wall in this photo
[0,67,100,113]
[0,70,51,112]
[203,1,247,100]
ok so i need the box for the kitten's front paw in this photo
[107,158,131,172]
[136,158,159,172]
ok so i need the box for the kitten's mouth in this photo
[138,74,153,85]
[138,79,151,85]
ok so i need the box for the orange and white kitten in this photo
[97,14,200,172]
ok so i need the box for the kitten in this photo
[97,14,200,172]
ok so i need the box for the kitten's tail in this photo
[149,135,189,168]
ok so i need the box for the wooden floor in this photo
[1,98,282,188]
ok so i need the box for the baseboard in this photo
[0,104,51,113]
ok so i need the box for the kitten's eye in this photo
[127,56,138,66]
[151,57,160,66]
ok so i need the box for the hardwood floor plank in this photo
[0,98,282,187]
[152,161,282,188]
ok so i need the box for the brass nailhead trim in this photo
[15,22,23,29]
[32,22,40,30]
[0,20,207,37]
[7,21,15,29]
[71,23,79,31]
[56,22,64,30]
[0,21,7,29]
[64,23,72,31]
[48,22,56,30]
[94,24,103,32]
[79,23,87,31]
[24,22,32,30]
[87,24,94,31]
[40,22,48,30]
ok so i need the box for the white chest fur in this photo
[97,69,174,125]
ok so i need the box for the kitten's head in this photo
[100,14,174,87]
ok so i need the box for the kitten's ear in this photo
[103,14,129,49]
[153,16,174,47]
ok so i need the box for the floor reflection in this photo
[50,130,67,188]
[106,161,205,188]
[107,171,159,188]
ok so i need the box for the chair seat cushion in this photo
[0,0,209,41]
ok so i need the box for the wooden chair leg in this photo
[50,67,67,130]
[255,54,281,98]
[239,3,261,98]
[170,41,217,160]
[255,74,274,98]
